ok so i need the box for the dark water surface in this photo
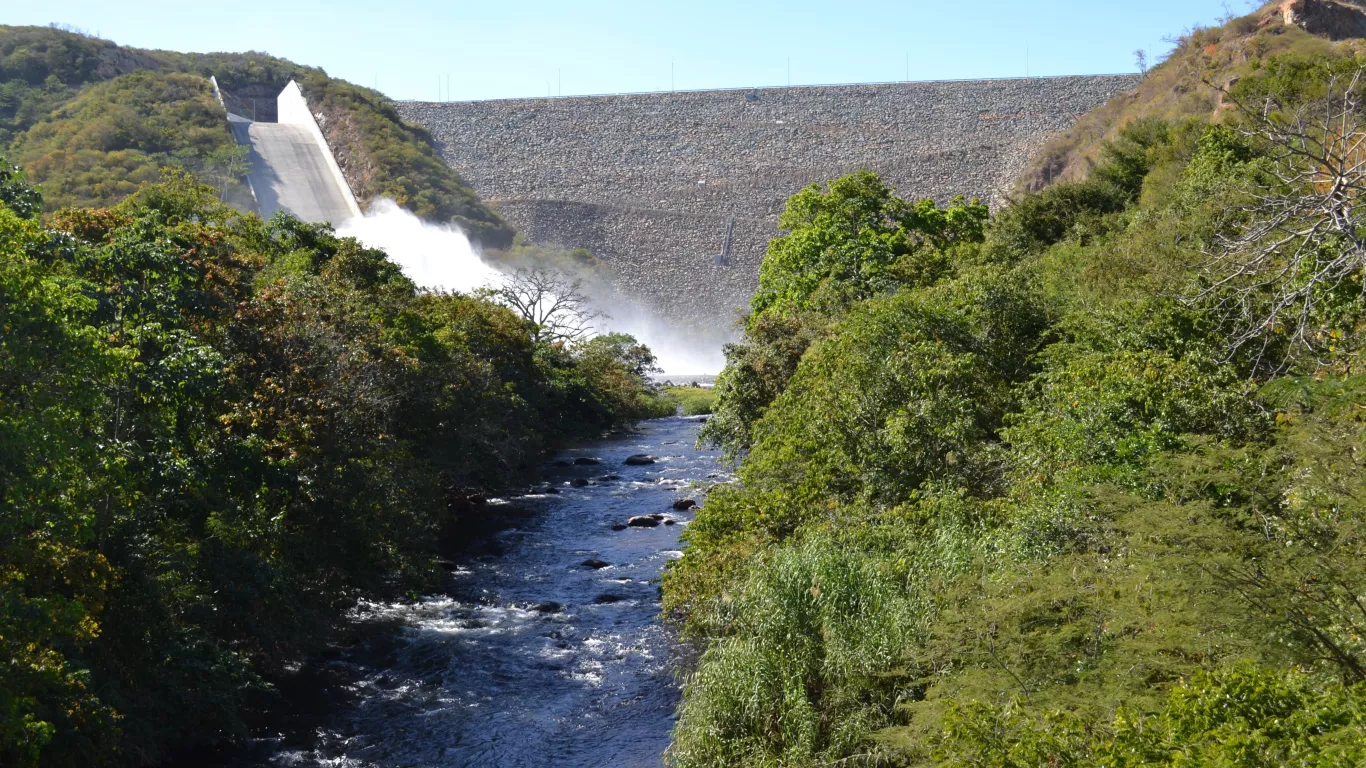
[251,415,722,768]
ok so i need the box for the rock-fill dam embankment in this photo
[398,75,1141,336]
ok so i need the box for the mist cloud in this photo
[339,200,725,375]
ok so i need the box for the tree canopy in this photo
[667,41,1366,768]
[0,166,664,766]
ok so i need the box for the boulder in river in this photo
[570,478,590,487]
[664,519,677,526]
[627,515,660,528]
[624,454,656,466]
[672,498,697,511]
[610,523,628,531]
[529,602,562,613]
[599,474,622,482]
[573,457,601,466]
[647,513,665,521]
[593,594,626,604]
[581,558,611,569]
[552,459,573,467]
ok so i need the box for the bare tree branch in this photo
[491,267,607,345]
[1191,67,1366,365]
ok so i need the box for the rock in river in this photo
[624,454,656,466]
[574,457,601,465]
[672,498,697,510]
[581,558,611,569]
[626,515,660,528]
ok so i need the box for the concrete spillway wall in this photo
[222,79,361,225]
[399,75,1140,333]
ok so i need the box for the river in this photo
[247,414,722,768]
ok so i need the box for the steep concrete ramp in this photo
[230,115,357,225]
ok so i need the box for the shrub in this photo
[668,536,923,768]
[665,386,716,416]
[9,70,247,210]
[932,666,1366,768]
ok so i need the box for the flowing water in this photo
[250,415,722,768]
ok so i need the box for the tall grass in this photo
[668,536,926,767]
[664,385,717,416]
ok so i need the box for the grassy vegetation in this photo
[665,25,1366,768]
[1020,2,1356,191]
[0,167,662,766]
[663,386,717,416]
[0,25,513,245]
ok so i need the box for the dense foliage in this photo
[0,166,659,766]
[0,25,513,246]
[666,43,1366,768]
[0,25,113,148]
[10,70,249,210]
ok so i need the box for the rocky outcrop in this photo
[1276,0,1366,39]
[96,45,162,80]
[306,96,377,210]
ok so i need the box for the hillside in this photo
[0,25,514,246]
[1020,0,1366,191]
[0,164,670,765]
[662,7,1366,767]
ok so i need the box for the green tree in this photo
[751,170,987,321]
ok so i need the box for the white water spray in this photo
[337,199,504,293]
[601,305,728,376]
[338,200,725,375]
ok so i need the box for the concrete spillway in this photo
[218,79,360,226]
[229,116,357,224]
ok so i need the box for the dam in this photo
[398,74,1140,334]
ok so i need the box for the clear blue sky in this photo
[13,1,1255,101]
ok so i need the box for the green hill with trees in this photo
[0,25,513,246]
[0,165,662,765]
[663,4,1366,766]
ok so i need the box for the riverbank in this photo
[215,415,722,767]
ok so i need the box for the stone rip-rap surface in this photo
[398,76,1141,337]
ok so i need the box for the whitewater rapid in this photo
[237,416,723,767]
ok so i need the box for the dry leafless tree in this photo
[1195,67,1366,362]
[492,267,606,345]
